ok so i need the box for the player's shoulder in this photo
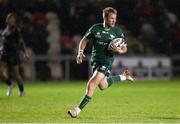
[113,25,124,37]
[113,25,123,32]
[89,23,103,30]
[92,23,103,27]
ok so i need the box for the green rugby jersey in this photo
[84,23,124,64]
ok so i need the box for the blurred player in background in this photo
[0,12,29,96]
[68,7,134,118]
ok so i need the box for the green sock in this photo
[107,75,122,87]
[78,95,91,110]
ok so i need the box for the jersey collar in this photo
[103,22,111,31]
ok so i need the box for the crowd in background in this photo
[0,0,180,80]
[0,0,180,55]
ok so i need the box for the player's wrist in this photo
[78,49,84,54]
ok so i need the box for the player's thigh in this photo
[98,76,109,90]
[88,70,106,86]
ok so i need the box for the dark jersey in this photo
[1,25,23,55]
[84,23,124,65]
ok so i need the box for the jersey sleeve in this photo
[115,27,124,38]
[83,25,95,42]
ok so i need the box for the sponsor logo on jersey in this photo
[95,32,101,38]
[102,31,109,34]
[100,66,106,71]
[110,34,115,39]
[97,42,108,45]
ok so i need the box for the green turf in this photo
[0,80,180,123]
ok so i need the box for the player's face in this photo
[105,13,116,28]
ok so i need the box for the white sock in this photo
[120,75,126,81]
[75,107,81,114]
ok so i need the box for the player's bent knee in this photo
[98,81,108,91]
[98,85,107,91]
[99,87,105,91]
[88,82,96,89]
[88,79,99,91]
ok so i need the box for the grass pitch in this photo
[0,80,180,123]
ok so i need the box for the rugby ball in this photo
[108,38,127,51]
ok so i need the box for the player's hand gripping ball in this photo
[108,38,127,51]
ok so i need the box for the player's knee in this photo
[98,81,108,91]
[99,85,107,91]
[88,80,98,91]
[99,86,105,91]
[88,82,95,89]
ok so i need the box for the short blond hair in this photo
[103,7,117,19]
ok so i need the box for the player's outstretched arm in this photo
[76,37,87,64]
